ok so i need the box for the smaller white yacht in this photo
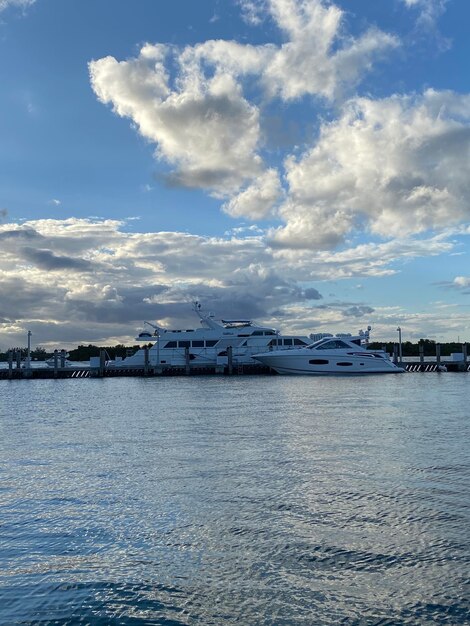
[253,330,405,375]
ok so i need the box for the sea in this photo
[0,373,469,625]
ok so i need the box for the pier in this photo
[0,363,272,380]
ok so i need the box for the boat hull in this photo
[253,352,405,375]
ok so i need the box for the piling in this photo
[436,343,441,367]
[419,344,424,371]
[99,349,106,377]
[144,346,149,376]
[185,347,190,375]
[393,344,398,365]
[227,346,233,375]
[53,350,58,378]
[8,350,13,379]
[16,351,21,369]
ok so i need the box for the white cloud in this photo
[270,90,470,248]
[89,0,398,211]
[222,169,283,219]
[262,0,398,101]
[90,48,264,197]
[401,0,448,26]
[237,0,267,26]
[452,276,470,289]
[401,0,450,49]
[0,0,35,12]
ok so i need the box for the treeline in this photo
[368,338,466,357]
[0,344,146,362]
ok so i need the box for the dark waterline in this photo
[0,375,469,625]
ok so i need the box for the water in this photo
[0,374,469,625]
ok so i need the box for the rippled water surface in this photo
[0,374,469,625]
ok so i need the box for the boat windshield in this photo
[307,338,331,349]
[221,320,253,329]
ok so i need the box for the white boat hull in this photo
[253,351,405,375]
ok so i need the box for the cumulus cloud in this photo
[222,169,283,219]
[90,48,264,196]
[270,90,470,248]
[89,0,397,213]
[437,275,470,294]
[262,0,398,101]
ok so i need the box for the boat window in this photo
[178,341,190,348]
[351,339,361,346]
[293,338,307,345]
[337,362,353,366]
[252,331,265,336]
[309,359,329,365]
[283,338,293,346]
[317,340,351,350]
[205,340,218,347]
[163,341,177,348]
[265,331,276,335]
[192,340,204,347]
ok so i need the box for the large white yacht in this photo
[253,331,405,375]
[110,302,311,368]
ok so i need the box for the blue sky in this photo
[1,0,470,349]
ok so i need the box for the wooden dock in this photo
[0,362,273,380]
[1,360,469,379]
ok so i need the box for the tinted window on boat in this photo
[178,341,190,348]
[283,339,293,346]
[337,362,353,366]
[309,359,329,365]
[205,340,218,347]
[317,340,351,350]
[293,338,307,345]
[192,340,204,347]
[163,341,177,348]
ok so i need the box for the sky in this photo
[1,0,470,350]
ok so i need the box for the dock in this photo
[1,360,469,379]
[0,362,273,380]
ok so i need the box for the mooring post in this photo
[419,344,424,371]
[16,350,21,369]
[436,343,441,367]
[54,350,58,378]
[463,343,468,365]
[60,349,66,368]
[392,344,398,365]
[8,350,13,379]
[99,349,105,377]
[144,346,149,376]
[185,347,190,375]
[227,345,233,375]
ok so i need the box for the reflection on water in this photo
[0,375,469,624]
